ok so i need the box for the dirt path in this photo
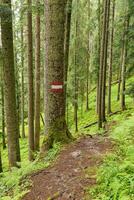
[22,135,113,200]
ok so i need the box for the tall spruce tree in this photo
[27,0,34,160]
[107,0,115,114]
[1,0,20,167]
[34,0,41,151]
[121,12,130,111]
[42,0,72,150]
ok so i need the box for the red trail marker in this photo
[50,81,64,93]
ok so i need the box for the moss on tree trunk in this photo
[42,0,72,151]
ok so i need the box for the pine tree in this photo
[107,0,115,114]
[0,147,2,173]
[98,0,107,128]
[101,0,110,122]
[27,0,34,160]
[42,0,72,150]
[86,0,91,111]
[0,52,6,149]
[74,0,79,132]
[64,0,73,114]
[121,12,130,111]
[1,0,20,167]
[34,0,41,151]
[21,26,25,138]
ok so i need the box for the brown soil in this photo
[22,135,113,200]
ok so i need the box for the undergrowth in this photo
[87,114,134,200]
[0,142,61,200]
[0,77,134,200]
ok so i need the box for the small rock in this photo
[73,168,80,173]
[71,150,82,158]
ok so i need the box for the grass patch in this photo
[86,114,134,200]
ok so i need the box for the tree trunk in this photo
[27,0,34,160]
[66,99,69,125]
[121,14,130,111]
[1,79,6,149]
[34,0,41,151]
[86,54,90,111]
[98,0,107,128]
[96,0,102,114]
[64,0,72,111]
[42,0,71,150]
[1,0,20,167]
[0,148,2,173]
[80,84,84,117]
[14,37,21,139]
[117,46,124,101]
[107,0,115,114]
[86,0,91,111]
[21,26,25,138]
[74,0,78,133]
[86,53,89,111]
[0,55,6,149]
[101,0,110,122]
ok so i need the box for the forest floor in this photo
[22,133,113,200]
[1,78,133,200]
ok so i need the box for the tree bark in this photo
[121,14,130,111]
[0,148,2,173]
[97,0,105,114]
[34,0,41,151]
[98,0,107,128]
[117,46,124,101]
[14,33,21,139]
[107,0,115,114]
[74,0,78,133]
[0,54,6,149]
[1,0,20,167]
[1,77,6,149]
[42,0,71,150]
[86,0,91,111]
[101,0,110,122]
[64,0,72,110]
[21,25,25,138]
[27,0,34,160]
[96,0,101,114]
